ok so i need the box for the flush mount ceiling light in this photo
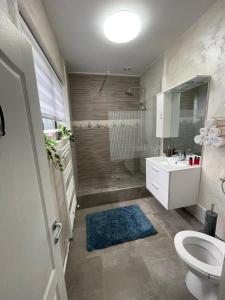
[104,11,141,43]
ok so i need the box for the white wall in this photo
[164,0,225,239]
[141,56,164,107]
[140,57,163,172]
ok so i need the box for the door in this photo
[0,10,67,300]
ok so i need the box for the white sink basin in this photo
[146,156,201,172]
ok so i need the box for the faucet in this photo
[178,150,186,161]
[174,149,191,161]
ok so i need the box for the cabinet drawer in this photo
[148,180,168,208]
[146,160,169,189]
[146,160,169,209]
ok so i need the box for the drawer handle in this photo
[152,182,159,190]
[152,166,159,173]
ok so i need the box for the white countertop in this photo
[146,156,202,172]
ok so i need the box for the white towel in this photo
[200,127,209,137]
[205,118,217,129]
[208,127,222,138]
[194,135,203,145]
[217,119,225,127]
[211,137,225,147]
[203,137,211,146]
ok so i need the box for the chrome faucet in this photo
[175,149,192,161]
[178,150,186,161]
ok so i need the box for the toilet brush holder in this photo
[204,204,218,237]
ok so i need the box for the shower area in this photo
[69,74,159,208]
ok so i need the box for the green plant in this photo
[44,134,64,171]
[58,125,75,142]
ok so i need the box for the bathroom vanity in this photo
[146,156,201,210]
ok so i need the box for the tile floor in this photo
[65,197,202,300]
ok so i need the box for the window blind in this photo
[21,19,65,122]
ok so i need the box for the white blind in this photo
[21,19,65,121]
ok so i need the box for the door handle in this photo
[0,105,5,137]
[52,221,62,244]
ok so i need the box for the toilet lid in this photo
[174,231,225,279]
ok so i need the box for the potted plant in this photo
[58,125,75,143]
[44,134,64,171]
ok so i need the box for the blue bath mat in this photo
[86,204,157,251]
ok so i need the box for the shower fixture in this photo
[139,101,147,111]
[125,87,144,96]
[125,87,146,110]
[99,70,110,93]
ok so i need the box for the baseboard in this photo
[185,204,206,224]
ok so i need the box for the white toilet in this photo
[174,230,225,300]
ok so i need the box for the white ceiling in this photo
[43,0,216,75]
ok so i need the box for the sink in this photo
[146,156,200,172]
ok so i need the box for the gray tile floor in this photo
[65,197,202,300]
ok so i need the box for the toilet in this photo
[174,230,225,300]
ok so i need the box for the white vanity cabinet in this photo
[146,157,201,210]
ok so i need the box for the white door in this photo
[0,10,67,300]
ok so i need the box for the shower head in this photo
[125,87,144,96]
[99,70,110,93]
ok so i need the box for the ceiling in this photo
[43,0,216,76]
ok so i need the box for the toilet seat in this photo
[174,231,225,279]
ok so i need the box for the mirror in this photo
[163,82,209,155]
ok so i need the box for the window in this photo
[20,18,65,132]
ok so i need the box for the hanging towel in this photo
[194,135,203,145]
[217,119,225,127]
[203,137,211,146]
[200,128,209,137]
[205,118,217,129]
[220,127,225,135]
[211,137,225,147]
[208,127,222,138]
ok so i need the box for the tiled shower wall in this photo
[68,73,140,184]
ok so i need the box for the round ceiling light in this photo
[104,11,141,44]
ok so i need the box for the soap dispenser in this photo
[166,145,172,157]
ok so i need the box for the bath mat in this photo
[86,204,157,251]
